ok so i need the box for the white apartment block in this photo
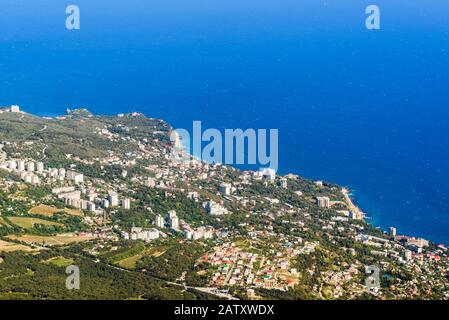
[121,198,131,210]
[170,216,179,230]
[203,200,229,216]
[260,168,276,181]
[317,196,330,208]
[122,227,160,242]
[36,162,44,172]
[17,160,25,172]
[26,161,35,172]
[67,170,84,183]
[10,105,20,113]
[219,183,232,196]
[108,191,119,207]
[155,214,165,228]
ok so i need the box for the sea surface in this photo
[0,1,449,243]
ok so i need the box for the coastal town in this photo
[0,105,448,300]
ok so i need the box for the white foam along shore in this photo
[342,188,365,220]
[170,124,367,221]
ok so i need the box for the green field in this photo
[113,245,170,269]
[28,204,83,217]
[45,256,74,267]
[7,217,63,229]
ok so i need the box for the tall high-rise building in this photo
[87,201,96,212]
[36,162,44,173]
[317,196,330,208]
[102,199,110,208]
[17,160,25,172]
[219,183,232,196]
[8,160,17,170]
[260,168,276,181]
[405,250,412,261]
[108,192,119,207]
[170,216,179,230]
[155,215,165,228]
[121,198,131,210]
[168,210,177,219]
[388,227,397,237]
[26,161,35,172]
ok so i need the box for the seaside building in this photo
[389,227,397,237]
[348,211,357,220]
[280,178,288,189]
[219,183,232,196]
[260,168,276,182]
[10,105,20,113]
[405,250,412,261]
[317,196,330,209]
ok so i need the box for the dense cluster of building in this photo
[0,159,86,186]
[52,186,131,213]
[1,109,448,300]
[121,227,161,241]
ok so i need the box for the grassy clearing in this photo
[7,217,63,229]
[63,208,84,217]
[0,240,36,252]
[114,245,170,269]
[28,204,62,216]
[45,256,75,267]
[28,204,83,217]
[8,234,94,246]
[0,292,30,300]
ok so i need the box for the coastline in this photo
[169,115,441,246]
[342,188,365,220]
[6,107,441,246]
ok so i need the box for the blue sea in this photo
[1,1,449,243]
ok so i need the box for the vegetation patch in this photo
[0,240,36,252]
[7,217,63,229]
[8,234,94,246]
[28,204,83,217]
[44,256,74,267]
